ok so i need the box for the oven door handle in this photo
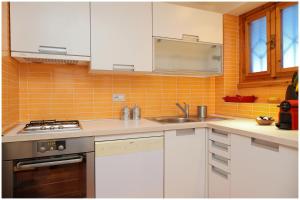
[15,155,83,170]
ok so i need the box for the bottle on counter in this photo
[131,104,141,120]
[121,105,130,120]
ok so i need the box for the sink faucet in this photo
[176,102,189,118]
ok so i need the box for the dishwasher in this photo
[95,134,164,198]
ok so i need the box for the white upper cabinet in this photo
[90,3,152,72]
[10,2,90,61]
[153,3,223,44]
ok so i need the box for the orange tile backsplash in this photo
[19,64,215,121]
[2,55,19,131]
[2,2,20,132]
[2,12,289,131]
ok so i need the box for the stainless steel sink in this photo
[151,117,197,124]
[148,116,227,124]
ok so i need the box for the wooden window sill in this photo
[238,79,290,88]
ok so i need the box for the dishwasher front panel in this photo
[95,136,163,198]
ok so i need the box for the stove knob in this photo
[58,125,64,129]
[50,126,55,130]
[58,145,65,151]
[40,126,46,130]
[39,146,46,153]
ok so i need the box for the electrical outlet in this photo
[112,94,125,102]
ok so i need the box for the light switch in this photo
[112,94,125,102]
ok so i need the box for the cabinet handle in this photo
[113,64,135,72]
[211,165,229,179]
[38,46,67,55]
[176,128,195,136]
[212,153,229,166]
[211,140,228,151]
[251,138,279,152]
[182,34,199,42]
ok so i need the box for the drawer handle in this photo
[212,153,229,166]
[212,129,228,137]
[113,64,135,72]
[211,165,229,179]
[251,138,279,152]
[176,129,195,136]
[38,45,67,55]
[211,140,228,151]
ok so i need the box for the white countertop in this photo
[2,116,298,148]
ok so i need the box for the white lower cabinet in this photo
[95,134,163,198]
[164,128,206,198]
[230,134,298,198]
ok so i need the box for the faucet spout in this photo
[176,102,189,118]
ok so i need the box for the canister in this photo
[197,105,207,118]
[121,105,130,120]
[132,104,141,120]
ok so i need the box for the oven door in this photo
[4,153,94,198]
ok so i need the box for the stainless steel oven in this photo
[2,137,95,198]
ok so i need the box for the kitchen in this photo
[1,1,298,198]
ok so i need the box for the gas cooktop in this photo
[19,120,81,134]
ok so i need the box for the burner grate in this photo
[20,120,81,134]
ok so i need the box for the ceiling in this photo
[174,2,267,16]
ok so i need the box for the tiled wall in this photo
[2,2,20,131]
[214,15,286,120]
[19,64,215,121]
[2,10,288,130]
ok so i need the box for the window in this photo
[239,2,298,87]
[281,5,298,68]
[250,16,267,73]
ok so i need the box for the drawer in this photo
[208,164,231,198]
[209,129,230,145]
[209,152,230,173]
[209,140,231,158]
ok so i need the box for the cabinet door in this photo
[164,128,206,198]
[91,3,152,72]
[10,2,90,56]
[153,3,223,44]
[231,134,298,198]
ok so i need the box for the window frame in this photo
[244,8,271,79]
[239,2,298,88]
[275,2,298,76]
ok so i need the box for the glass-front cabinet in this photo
[153,38,223,76]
